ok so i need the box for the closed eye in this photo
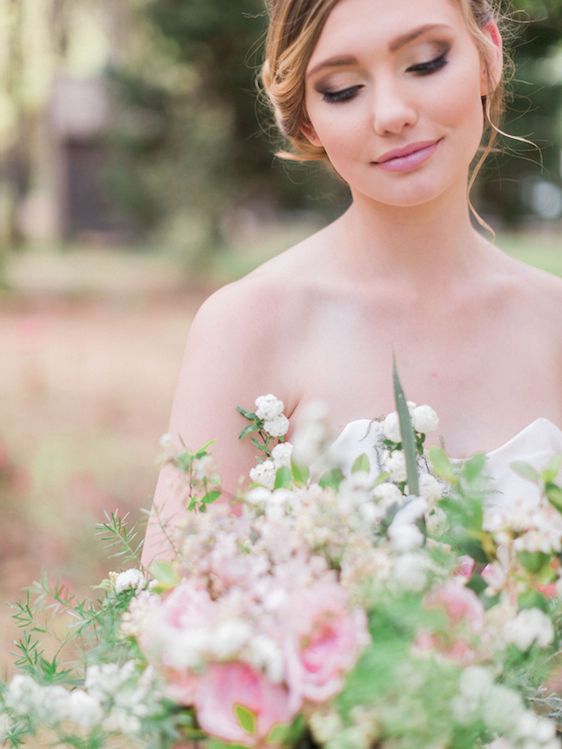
[321,85,364,104]
[406,51,448,75]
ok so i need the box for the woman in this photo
[142,0,562,567]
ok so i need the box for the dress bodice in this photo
[322,418,562,506]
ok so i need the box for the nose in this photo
[371,79,418,136]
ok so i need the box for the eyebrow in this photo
[306,23,451,78]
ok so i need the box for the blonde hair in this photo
[260,0,515,228]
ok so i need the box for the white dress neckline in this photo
[333,417,562,461]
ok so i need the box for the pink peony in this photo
[284,582,369,706]
[195,661,295,744]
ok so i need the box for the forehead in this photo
[307,0,465,67]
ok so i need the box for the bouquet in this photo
[2,369,562,749]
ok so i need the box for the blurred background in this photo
[0,0,561,674]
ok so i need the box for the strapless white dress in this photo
[323,417,562,506]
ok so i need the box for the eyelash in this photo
[320,51,449,104]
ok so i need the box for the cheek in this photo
[432,61,485,153]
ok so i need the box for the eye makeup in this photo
[315,42,452,104]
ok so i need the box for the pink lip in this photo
[374,139,442,173]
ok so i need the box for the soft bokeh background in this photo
[1,0,561,675]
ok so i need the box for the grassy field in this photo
[0,228,560,678]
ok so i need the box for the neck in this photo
[335,179,490,294]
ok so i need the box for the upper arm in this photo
[141,278,295,567]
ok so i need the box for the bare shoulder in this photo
[497,250,562,355]
[505,254,562,315]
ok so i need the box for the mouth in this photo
[373,138,443,173]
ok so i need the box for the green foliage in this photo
[351,453,371,474]
[235,703,257,735]
[318,467,344,490]
[95,510,144,564]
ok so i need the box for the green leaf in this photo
[428,446,457,484]
[542,455,562,484]
[546,482,562,512]
[518,590,549,613]
[251,437,270,454]
[201,490,221,505]
[462,453,486,483]
[175,451,193,472]
[319,468,344,490]
[291,459,309,485]
[238,423,258,441]
[392,355,419,496]
[236,405,257,421]
[274,465,293,490]
[149,560,180,589]
[235,704,257,735]
[194,439,215,457]
[517,551,550,575]
[351,452,371,474]
[374,471,391,486]
[267,723,290,745]
[510,461,540,484]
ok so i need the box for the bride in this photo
[142,0,562,567]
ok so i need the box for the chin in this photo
[356,179,452,209]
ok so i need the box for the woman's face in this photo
[303,0,501,208]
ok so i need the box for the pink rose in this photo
[160,582,213,630]
[195,662,295,745]
[284,582,369,706]
[425,581,484,632]
[139,581,214,705]
[416,581,485,664]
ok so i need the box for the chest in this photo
[287,294,562,457]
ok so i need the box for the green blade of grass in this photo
[392,353,419,496]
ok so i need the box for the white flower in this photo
[504,608,554,651]
[255,394,285,421]
[383,450,407,483]
[486,739,515,749]
[483,684,523,732]
[248,635,284,683]
[246,486,272,505]
[66,690,104,728]
[39,685,72,724]
[159,432,173,448]
[263,414,289,438]
[459,666,494,698]
[5,675,40,714]
[310,710,344,744]
[412,405,439,434]
[393,553,428,591]
[373,482,403,510]
[193,454,215,481]
[419,473,444,504]
[115,568,146,595]
[271,441,294,467]
[212,619,252,659]
[249,459,276,489]
[382,412,402,443]
[388,522,424,553]
[391,496,428,526]
[426,507,448,535]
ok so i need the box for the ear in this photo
[480,21,503,96]
[300,121,322,148]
